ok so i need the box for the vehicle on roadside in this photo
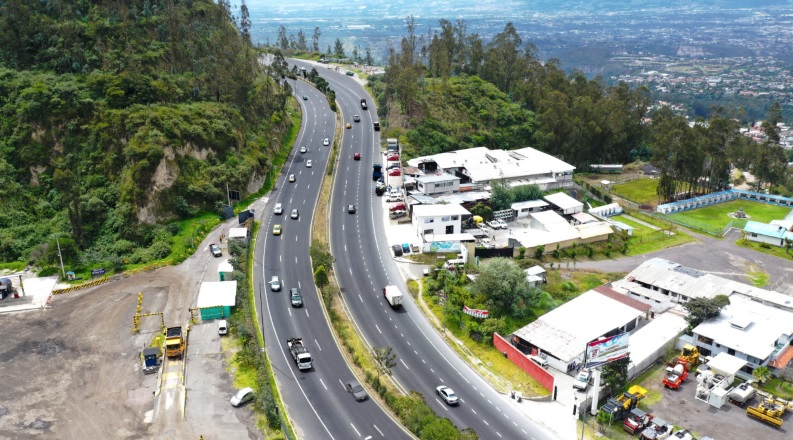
[387,152,400,161]
[386,194,403,202]
[323,137,330,146]
[217,319,228,335]
[528,355,548,368]
[230,387,254,407]
[270,276,281,291]
[392,244,403,257]
[274,203,283,215]
[209,243,222,257]
[389,210,407,220]
[388,168,401,176]
[494,219,508,229]
[346,380,368,401]
[401,243,410,254]
[273,224,282,235]
[389,203,407,211]
[291,209,299,219]
[345,70,354,76]
[573,368,591,391]
[290,288,303,307]
[387,162,400,170]
[289,174,296,182]
[436,386,459,406]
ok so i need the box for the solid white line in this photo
[319,378,328,390]
[314,339,321,351]
[373,424,384,436]
[399,359,409,370]
[350,423,360,437]
[359,294,363,302]
[435,399,448,410]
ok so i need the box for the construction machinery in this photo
[287,337,313,370]
[164,326,186,359]
[671,429,694,440]
[678,344,701,367]
[746,393,792,427]
[623,408,653,435]
[662,359,690,389]
[639,417,673,440]
[728,382,756,406]
[600,385,648,421]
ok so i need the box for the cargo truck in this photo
[383,285,404,308]
[164,326,186,359]
[287,337,313,370]
[372,164,383,181]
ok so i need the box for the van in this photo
[528,355,549,369]
[218,320,228,336]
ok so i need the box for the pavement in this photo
[0,275,57,313]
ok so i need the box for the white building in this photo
[414,174,461,195]
[544,192,584,215]
[406,146,575,190]
[691,295,793,373]
[743,220,793,248]
[512,200,550,218]
[411,203,471,238]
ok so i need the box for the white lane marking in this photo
[298,281,301,288]
[399,359,409,370]
[287,309,292,317]
[496,432,502,438]
[279,255,282,262]
[483,420,489,426]
[314,339,321,351]
[495,405,500,412]
[373,424,384,436]
[421,359,426,364]
[319,378,328,390]
[359,294,363,302]
[471,408,477,415]
[512,421,518,427]
[305,309,310,318]
[435,399,448,410]
[350,423,360,436]
[375,324,382,334]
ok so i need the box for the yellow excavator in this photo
[747,394,793,427]
[678,344,701,367]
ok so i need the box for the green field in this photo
[612,214,696,255]
[611,178,660,205]
[668,200,792,232]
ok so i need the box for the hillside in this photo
[0,0,291,265]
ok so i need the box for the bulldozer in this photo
[600,385,648,421]
[746,394,792,427]
[678,344,701,367]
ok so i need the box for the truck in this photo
[373,121,380,131]
[678,344,700,367]
[639,417,673,440]
[386,138,399,151]
[728,382,756,406]
[662,359,689,389]
[383,285,404,308]
[746,394,791,427]
[164,326,186,359]
[287,337,313,370]
[623,408,653,434]
[372,164,383,181]
[360,98,368,109]
[600,385,648,421]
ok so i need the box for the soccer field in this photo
[667,200,792,231]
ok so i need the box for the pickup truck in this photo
[287,338,313,370]
[383,285,404,308]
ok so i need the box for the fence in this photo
[474,247,515,259]
[494,333,555,392]
[52,276,113,295]
[658,214,738,237]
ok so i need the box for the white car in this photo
[274,203,283,215]
[495,219,508,229]
[230,387,254,407]
[436,385,459,406]
[291,209,299,219]
[300,146,307,153]
[217,319,228,335]
[573,368,591,391]
[270,276,281,291]
[323,138,330,146]
[306,160,313,168]
[386,194,403,202]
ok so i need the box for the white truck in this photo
[383,285,404,308]
[287,337,313,370]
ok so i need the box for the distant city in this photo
[243,0,793,123]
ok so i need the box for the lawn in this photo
[612,213,697,255]
[735,239,793,261]
[612,178,660,205]
[668,200,792,233]
[755,378,793,401]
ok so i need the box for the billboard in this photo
[463,306,489,319]
[585,333,630,369]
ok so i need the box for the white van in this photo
[217,319,228,336]
[528,355,549,369]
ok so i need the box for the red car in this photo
[354,152,361,160]
[388,168,401,176]
[387,153,400,161]
[389,203,406,211]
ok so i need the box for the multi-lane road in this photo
[254,60,559,440]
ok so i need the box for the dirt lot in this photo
[0,253,257,439]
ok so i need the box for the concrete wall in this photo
[494,333,555,392]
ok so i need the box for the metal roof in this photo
[196,281,237,308]
[544,192,584,211]
[412,203,470,217]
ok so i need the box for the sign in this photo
[585,333,630,369]
[91,268,106,276]
[425,241,461,253]
[463,306,489,319]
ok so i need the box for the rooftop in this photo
[412,203,470,217]
[544,192,584,211]
[513,289,643,363]
[415,174,461,184]
[512,200,550,210]
[744,220,793,239]
[196,281,237,308]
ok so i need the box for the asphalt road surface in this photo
[293,60,558,440]
[252,77,409,440]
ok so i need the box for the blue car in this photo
[402,243,410,254]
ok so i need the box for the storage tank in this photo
[728,383,756,404]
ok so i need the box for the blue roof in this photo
[743,220,791,239]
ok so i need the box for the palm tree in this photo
[752,365,771,384]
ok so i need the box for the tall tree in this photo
[277,25,289,50]
[239,0,251,46]
[365,47,373,65]
[312,27,321,52]
[334,38,345,57]
[297,29,308,51]
[470,258,537,318]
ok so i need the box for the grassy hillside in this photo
[0,0,291,266]
[370,75,537,159]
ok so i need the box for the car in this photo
[411,243,421,252]
[388,169,401,176]
[290,288,303,307]
[289,174,296,182]
[302,95,308,101]
[354,152,361,160]
[345,123,352,129]
[528,355,549,369]
[306,160,312,168]
[486,220,502,229]
[323,137,330,146]
[389,209,407,219]
[274,203,283,215]
[392,244,403,257]
[230,387,254,407]
[401,243,411,254]
[387,162,400,170]
[291,209,299,219]
[386,194,403,202]
[300,146,307,153]
[436,386,459,405]
[217,319,228,335]
[389,202,406,211]
[348,204,356,214]
[270,276,282,291]
[346,380,368,401]
[387,153,400,161]
[573,368,591,391]
[209,243,222,257]
[273,224,282,235]
[353,114,361,122]
[495,219,508,229]
[345,70,354,76]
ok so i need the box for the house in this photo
[511,289,644,373]
[509,211,614,254]
[196,281,237,320]
[570,212,598,225]
[414,174,461,195]
[411,203,470,237]
[512,200,550,218]
[544,192,584,215]
[691,295,793,374]
[524,265,547,288]
[406,146,575,190]
[743,220,793,248]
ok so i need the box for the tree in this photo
[470,258,536,318]
[512,184,543,203]
[334,38,345,57]
[469,202,493,221]
[601,358,629,393]
[296,29,308,51]
[752,365,771,384]
[313,265,328,288]
[277,25,289,50]
[373,346,397,378]
[420,418,460,440]
[365,47,374,66]
[534,245,545,260]
[239,0,251,46]
[312,27,321,52]
[683,295,730,329]
[489,179,514,211]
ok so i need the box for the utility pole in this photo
[226,182,231,207]
[56,237,66,279]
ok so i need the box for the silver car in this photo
[436,385,459,405]
[230,387,254,407]
[346,380,368,401]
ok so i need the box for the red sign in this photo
[463,306,489,319]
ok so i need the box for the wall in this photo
[414,214,462,236]
[746,233,784,247]
[494,333,555,392]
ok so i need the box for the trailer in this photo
[383,285,404,308]
[728,383,756,406]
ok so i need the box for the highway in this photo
[252,76,409,440]
[292,59,558,440]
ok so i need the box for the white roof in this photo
[412,203,470,217]
[707,352,747,377]
[423,233,476,242]
[575,222,615,239]
[530,210,569,229]
[514,290,643,363]
[196,281,237,308]
[693,295,793,360]
[525,265,546,276]
[229,228,248,239]
[628,313,688,369]
[512,200,550,210]
[544,192,584,211]
[571,213,598,224]
[415,174,460,183]
[217,259,234,273]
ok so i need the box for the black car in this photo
[392,244,403,257]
